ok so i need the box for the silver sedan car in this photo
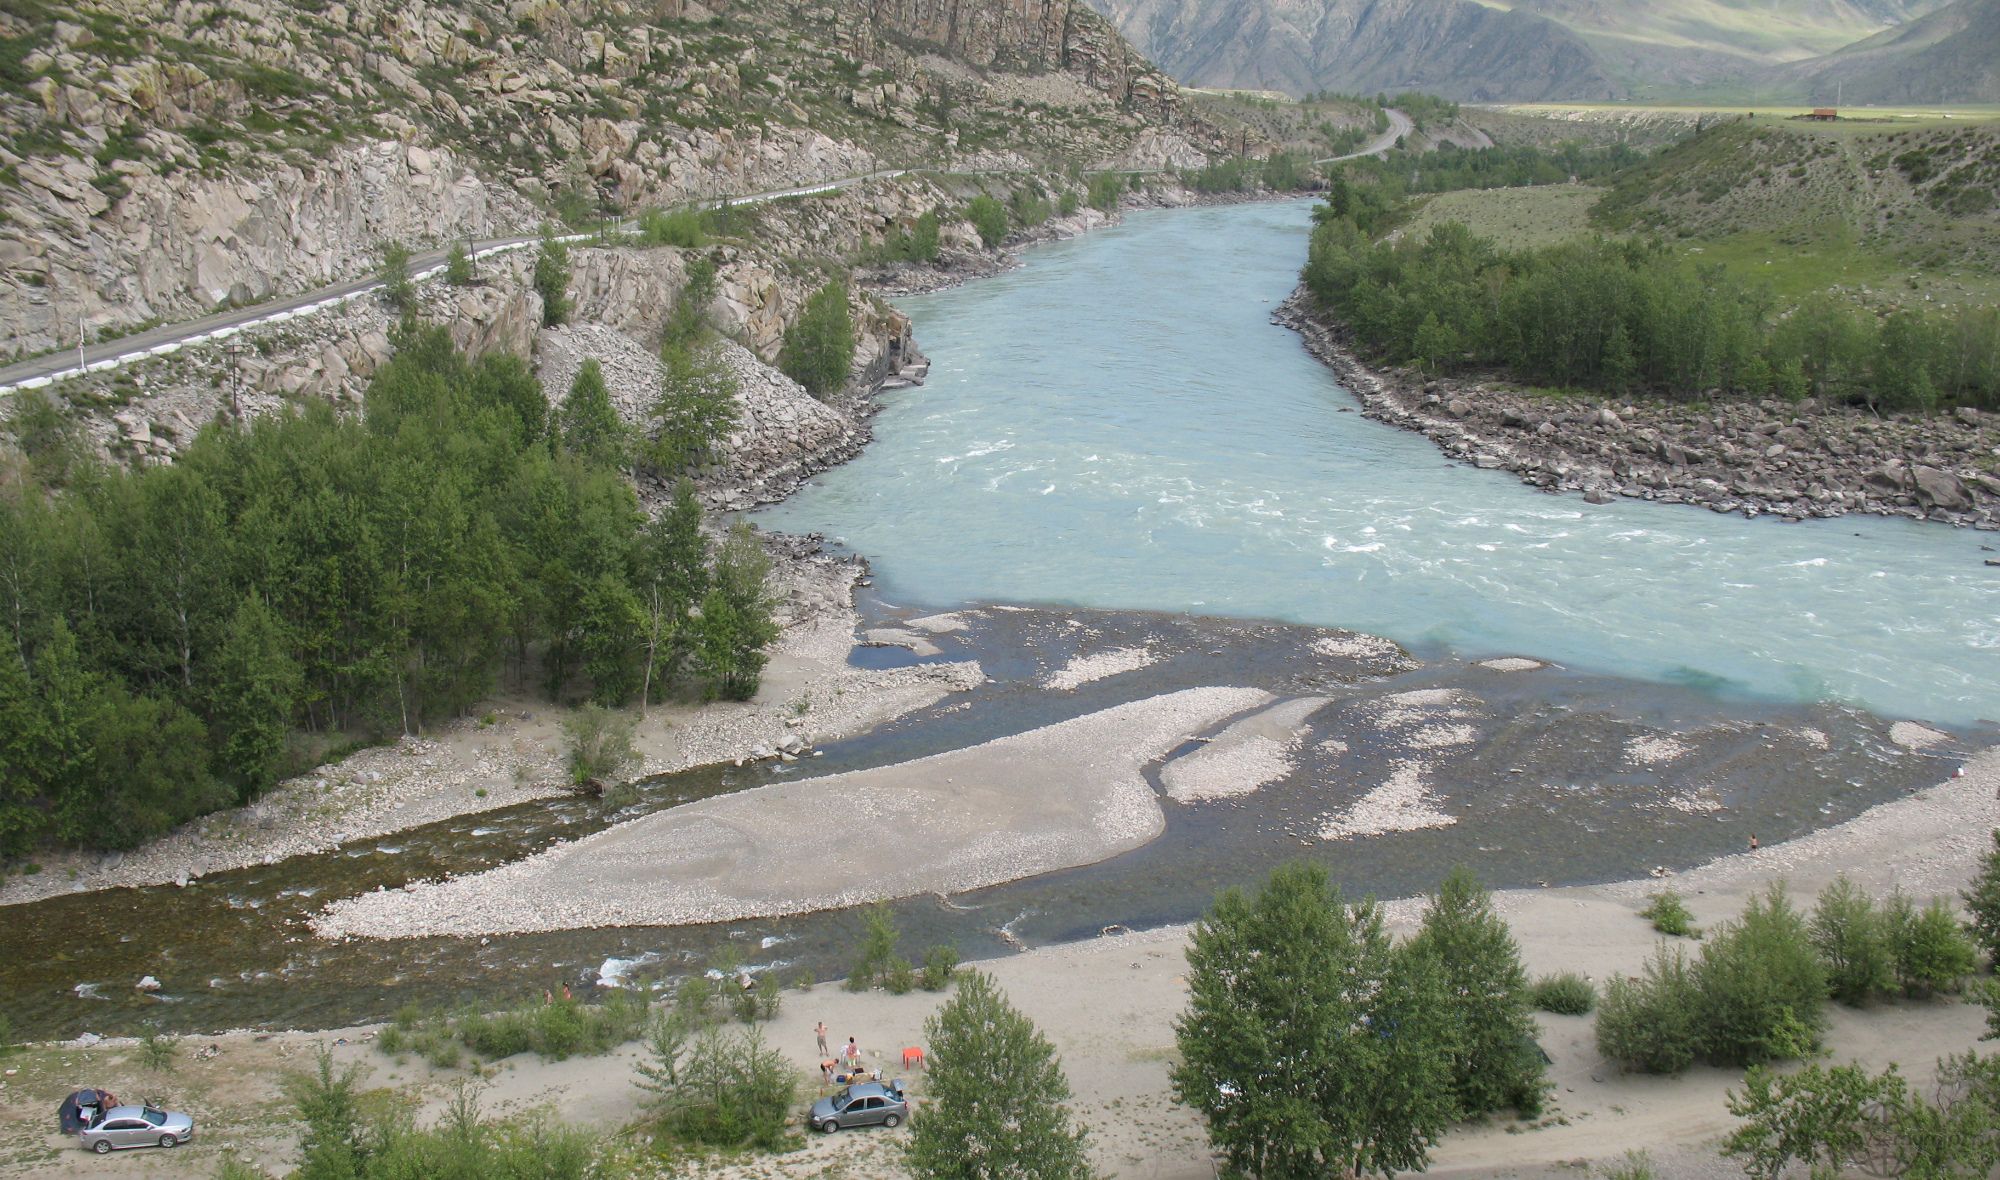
[78,1105,194,1153]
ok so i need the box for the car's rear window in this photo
[143,1108,167,1122]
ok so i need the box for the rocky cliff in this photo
[0,0,1220,356]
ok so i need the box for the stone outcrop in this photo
[3,139,536,357]
[1279,291,2000,529]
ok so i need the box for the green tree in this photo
[0,651,50,857]
[379,241,414,315]
[1173,861,1452,1179]
[207,591,302,800]
[966,195,1008,249]
[1888,893,1977,998]
[1602,321,1639,393]
[640,1021,796,1150]
[534,224,571,327]
[577,572,644,705]
[847,903,900,991]
[779,280,853,397]
[1697,883,1827,1067]
[444,242,474,287]
[1409,865,1545,1117]
[1963,829,2000,968]
[648,341,738,477]
[693,521,777,700]
[904,970,1092,1180]
[908,208,942,262]
[1810,875,1894,1007]
[664,254,719,348]
[1724,1061,1907,1180]
[558,360,627,469]
[288,1045,370,1180]
[1596,944,1702,1074]
[634,481,708,711]
[1088,173,1123,213]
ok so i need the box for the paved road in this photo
[1315,107,1415,165]
[0,169,910,393]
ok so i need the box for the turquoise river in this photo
[760,199,1998,725]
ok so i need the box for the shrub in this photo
[561,703,638,787]
[920,944,960,991]
[638,1016,797,1150]
[138,1027,177,1071]
[846,903,899,991]
[1598,1151,1658,1180]
[883,955,915,995]
[1597,945,1703,1073]
[966,195,1008,248]
[1639,890,1699,937]
[1531,972,1597,1015]
[778,280,852,397]
[1697,884,1826,1067]
[1008,185,1049,228]
[1088,172,1124,212]
[636,206,705,248]
[379,241,414,314]
[1963,829,2000,967]
[1811,875,1894,1006]
[1889,893,1977,998]
[444,242,473,286]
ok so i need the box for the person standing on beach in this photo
[815,1021,829,1056]
[844,1036,861,1068]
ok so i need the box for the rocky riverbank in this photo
[1278,292,2000,529]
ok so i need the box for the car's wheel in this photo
[159,1134,179,1149]
[819,1118,840,1134]
[92,1140,112,1155]
[883,1113,901,1129]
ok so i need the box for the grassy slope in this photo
[1398,113,2000,310]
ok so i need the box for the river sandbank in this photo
[6,745,1993,1180]
[311,686,1272,940]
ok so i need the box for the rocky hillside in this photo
[0,0,1221,356]
[1088,0,1623,100]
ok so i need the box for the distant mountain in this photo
[1086,0,1988,101]
[1778,0,2000,102]
[1088,0,1624,100]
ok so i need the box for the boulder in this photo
[1911,465,1973,513]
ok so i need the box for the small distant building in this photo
[1809,108,1839,121]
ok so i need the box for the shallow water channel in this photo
[3,200,1995,1039]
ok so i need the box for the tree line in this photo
[1304,212,2000,412]
[0,323,770,858]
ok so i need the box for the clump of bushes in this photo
[921,944,960,991]
[1601,876,1983,1076]
[1530,972,1597,1015]
[1639,890,1700,938]
[380,990,649,1067]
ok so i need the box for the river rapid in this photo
[761,199,1998,727]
